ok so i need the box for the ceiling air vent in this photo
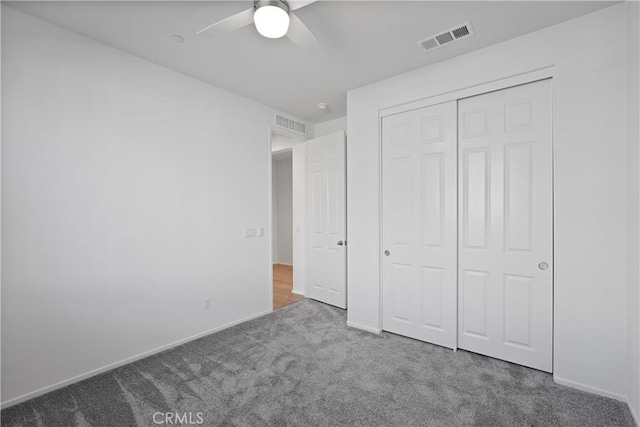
[275,113,307,136]
[435,32,454,45]
[418,22,474,53]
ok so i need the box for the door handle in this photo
[384,250,390,256]
[337,241,345,246]
[538,262,549,270]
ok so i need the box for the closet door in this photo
[381,101,457,349]
[457,79,553,372]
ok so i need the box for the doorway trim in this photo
[377,65,556,353]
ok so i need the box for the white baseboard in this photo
[346,321,382,335]
[1,309,272,410]
[553,376,640,426]
[273,262,293,267]
[553,375,627,402]
[291,289,305,296]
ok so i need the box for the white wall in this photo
[314,116,347,138]
[273,156,293,265]
[627,1,640,422]
[272,132,302,151]
[347,3,631,400]
[1,7,276,405]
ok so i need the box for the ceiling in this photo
[4,1,619,123]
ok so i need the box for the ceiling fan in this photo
[196,0,321,50]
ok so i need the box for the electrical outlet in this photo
[244,228,256,238]
[257,227,264,237]
[204,297,211,310]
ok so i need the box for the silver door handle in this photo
[384,250,390,256]
[538,262,549,270]
[337,241,344,246]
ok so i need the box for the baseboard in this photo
[273,262,293,267]
[553,375,640,425]
[1,309,273,410]
[291,288,305,296]
[553,375,627,402]
[346,321,382,335]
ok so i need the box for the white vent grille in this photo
[275,113,307,135]
[418,22,474,53]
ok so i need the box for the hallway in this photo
[273,264,304,310]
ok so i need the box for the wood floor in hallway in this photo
[273,264,304,310]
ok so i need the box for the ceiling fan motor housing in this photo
[254,0,290,14]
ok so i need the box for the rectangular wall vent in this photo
[275,113,307,135]
[418,22,474,53]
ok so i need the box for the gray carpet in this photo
[1,299,635,427]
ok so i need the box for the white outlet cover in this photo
[257,227,264,237]
[244,228,256,238]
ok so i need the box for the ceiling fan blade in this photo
[288,0,318,12]
[196,7,254,37]
[286,13,321,50]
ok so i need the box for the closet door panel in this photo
[382,101,457,349]
[457,79,553,372]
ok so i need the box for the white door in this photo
[458,79,553,372]
[382,101,458,349]
[307,131,347,309]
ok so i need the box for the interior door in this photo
[307,131,347,309]
[381,101,458,349]
[457,79,553,372]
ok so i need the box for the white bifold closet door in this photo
[382,101,458,350]
[458,79,553,372]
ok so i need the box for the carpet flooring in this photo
[1,299,635,427]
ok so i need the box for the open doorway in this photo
[271,149,303,309]
[271,128,307,310]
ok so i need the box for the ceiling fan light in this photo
[254,2,290,39]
